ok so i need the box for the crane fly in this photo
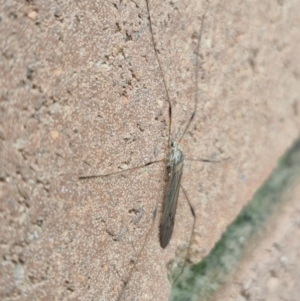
[145,0,212,251]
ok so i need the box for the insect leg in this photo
[178,15,206,144]
[116,208,162,301]
[170,184,197,284]
[146,0,173,147]
[78,159,164,180]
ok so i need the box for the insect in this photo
[146,0,225,252]
[79,1,227,300]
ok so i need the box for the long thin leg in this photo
[116,167,169,301]
[78,159,164,180]
[146,0,172,147]
[116,203,159,301]
[178,15,206,144]
[185,157,230,163]
[172,184,196,284]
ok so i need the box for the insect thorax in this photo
[168,141,184,169]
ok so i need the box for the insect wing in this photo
[160,160,184,248]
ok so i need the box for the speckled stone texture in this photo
[212,180,300,301]
[0,0,300,300]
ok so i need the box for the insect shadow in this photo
[79,1,228,300]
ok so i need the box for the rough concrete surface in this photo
[213,180,300,301]
[0,1,300,301]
